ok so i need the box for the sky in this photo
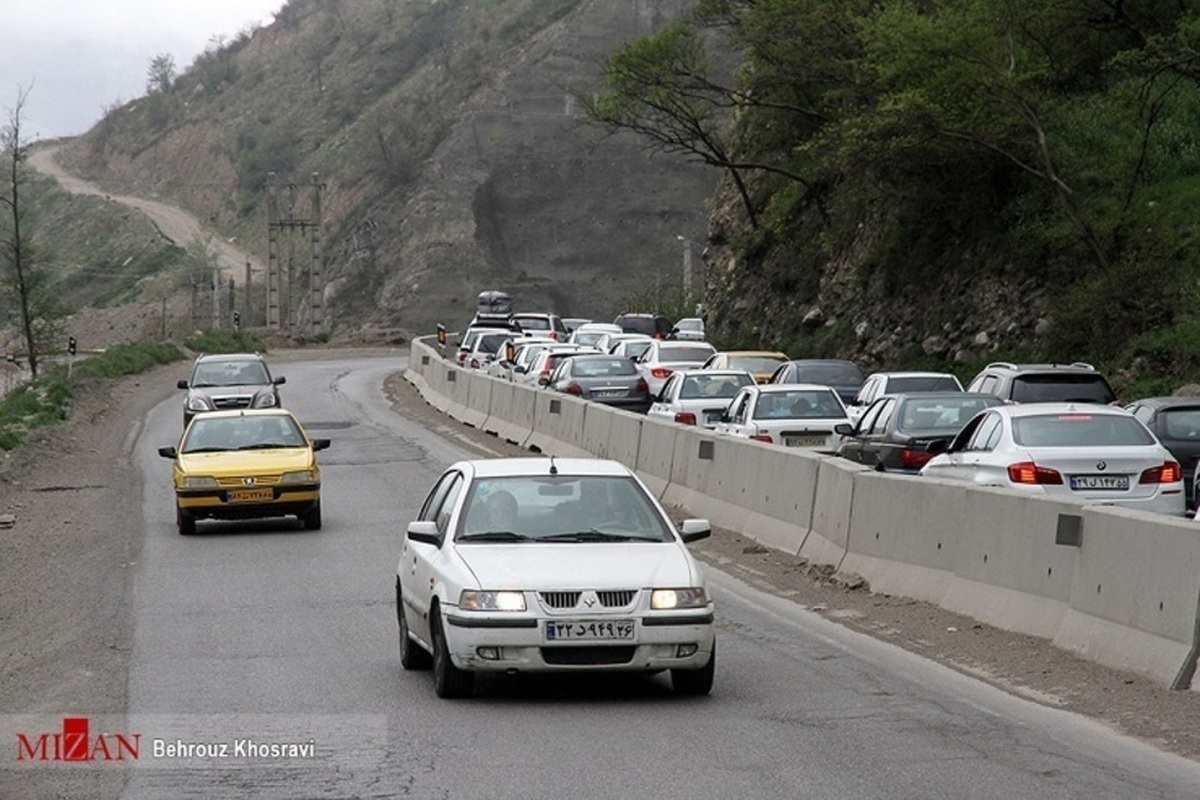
[0,0,286,141]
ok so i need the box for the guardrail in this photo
[405,336,1200,691]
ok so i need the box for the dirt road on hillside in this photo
[27,145,259,287]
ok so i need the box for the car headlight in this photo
[651,588,708,610]
[280,470,316,484]
[253,394,279,408]
[459,590,526,612]
[181,476,219,489]
[186,396,213,412]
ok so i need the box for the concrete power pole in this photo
[309,173,324,335]
[266,174,281,329]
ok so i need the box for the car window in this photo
[1161,408,1200,440]
[868,397,897,435]
[856,377,878,405]
[887,375,961,393]
[573,358,637,377]
[433,474,464,534]
[856,399,885,433]
[971,375,999,395]
[1013,413,1156,447]
[419,471,459,523]
[730,356,785,373]
[657,345,716,362]
[898,397,998,431]
[458,475,671,541]
[682,373,751,400]
[1011,375,1116,404]
[794,362,863,384]
[753,389,844,420]
[729,392,751,424]
[964,413,1003,451]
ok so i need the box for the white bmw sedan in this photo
[920,403,1185,515]
[396,457,717,698]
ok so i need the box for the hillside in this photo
[51,0,718,336]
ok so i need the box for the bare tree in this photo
[0,87,42,379]
[146,53,177,95]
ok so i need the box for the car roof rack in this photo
[1068,361,1095,370]
[984,361,1018,370]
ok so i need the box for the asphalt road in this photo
[118,354,1200,798]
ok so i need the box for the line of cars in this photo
[459,318,1197,517]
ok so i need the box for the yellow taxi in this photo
[157,409,330,535]
[701,350,790,384]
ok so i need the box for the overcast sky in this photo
[0,0,286,141]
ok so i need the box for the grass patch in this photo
[184,329,267,354]
[74,341,187,379]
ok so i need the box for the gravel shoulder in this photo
[1,351,1197,800]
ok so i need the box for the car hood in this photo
[178,448,313,476]
[455,542,699,590]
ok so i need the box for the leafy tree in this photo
[146,53,177,95]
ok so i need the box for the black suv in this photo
[179,353,286,426]
[613,312,673,339]
[965,362,1117,404]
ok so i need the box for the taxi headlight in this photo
[460,590,526,612]
[181,476,218,489]
[651,588,708,610]
[280,470,316,484]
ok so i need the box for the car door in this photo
[858,397,898,468]
[648,373,682,421]
[403,471,464,645]
[715,388,753,436]
[838,398,885,463]
[925,412,1002,482]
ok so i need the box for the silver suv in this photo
[178,353,286,426]
[965,361,1117,404]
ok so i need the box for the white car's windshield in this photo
[458,475,672,542]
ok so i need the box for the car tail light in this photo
[750,433,773,443]
[900,449,932,470]
[564,382,583,396]
[1140,461,1182,484]
[675,412,697,425]
[636,378,649,394]
[457,351,467,363]
[1007,462,1063,485]
[470,357,480,369]
[651,367,672,379]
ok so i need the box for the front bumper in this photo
[176,485,320,520]
[441,607,716,673]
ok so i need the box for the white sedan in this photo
[634,340,718,397]
[920,403,1185,515]
[712,383,850,450]
[396,457,717,698]
[647,369,755,428]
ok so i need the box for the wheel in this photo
[302,501,322,531]
[431,607,474,698]
[397,585,432,671]
[177,506,196,536]
[671,640,715,696]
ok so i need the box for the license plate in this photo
[783,434,826,447]
[1069,475,1129,490]
[229,488,273,502]
[594,389,626,398]
[545,619,635,642]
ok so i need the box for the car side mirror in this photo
[311,438,331,451]
[177,379,189,389]
[275,376,287,386]
[679,518,712,543]
[407,520,441,546]
[833,423,853,436]
[514,365,527,374]
[158,446,178,458]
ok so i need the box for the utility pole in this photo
[211,257,221,330]
[244,259,253,325]
[265,172,327,335]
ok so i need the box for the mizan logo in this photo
[16,717,140,762]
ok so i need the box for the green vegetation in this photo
[0,341,187,449]
[586,1,1200,389]
[183,329,267,354]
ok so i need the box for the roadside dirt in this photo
[382,370,1200,762]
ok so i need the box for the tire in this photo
[177,506,196,536]
[397,585,432,671]
[431,607,474,698]
[302,500,322,531]
[671,640,715,696]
